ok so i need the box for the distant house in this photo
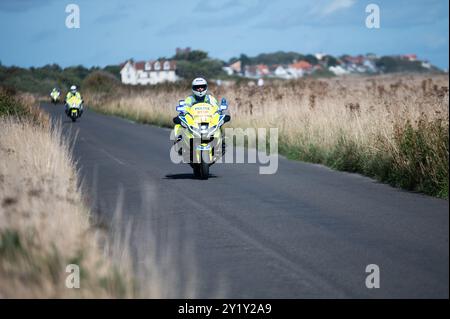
[343,55,365,65]
[329,65,349,76]
[401,54,417,61]
[222,66,234,76]
[256,64,270,76]
[120,59,177,85]
[243,64,270,78]
[223,60,242,76]
[314,52,326,61]
[363,59,377,73]
[288,60,313,78]
[244,65,258,78]
[229,60,242,74]
[421,61,431,69]
[273,65,291,79]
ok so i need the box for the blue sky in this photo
[0,0,448,69]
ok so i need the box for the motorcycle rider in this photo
[50,87,60,99]
[65,85,84,116]
[174,77,227,155]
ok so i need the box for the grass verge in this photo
[0,89,134,297]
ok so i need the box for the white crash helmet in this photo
[192,78,208,98]
[70,85,77,93]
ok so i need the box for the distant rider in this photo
[50,87,60,102]
[50,87,60,96]
[65,85,84,116]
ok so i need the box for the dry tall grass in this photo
[0,94,134,298]
[86,74,449,197]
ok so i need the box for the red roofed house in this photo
[401,54,417,61]
[120,59,178,85]
[288,60,313,77]
[244,64,270,78]
[343,55,365,65]
[256,64,270,76]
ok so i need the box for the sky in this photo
[0,0,448,69]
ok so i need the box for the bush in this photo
[82,70,120,93]
[390,119,449,197]
[0,87,28,117]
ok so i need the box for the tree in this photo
[187,50,208,62]
[239,54,251,68]
[176,59,224,80]
[304,54,318,65]
[228,57,239,64]
[174,49,208,62]
[376,56,425,73]
[82,70,120,93]
[324,55,339,67]
[103,65,121,79]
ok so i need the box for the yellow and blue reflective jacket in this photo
[184,94,218,108]
[66,92,82,100]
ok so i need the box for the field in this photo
[85,73,449,198]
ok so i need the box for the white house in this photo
[120,59,178,85]
[329,65,349,76]
[222,66,234,76]
[273,66,293,79]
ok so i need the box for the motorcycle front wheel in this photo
[199,151,210,180]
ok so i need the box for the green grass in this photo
[279,120,448,199]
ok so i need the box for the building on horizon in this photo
[120,59,178,85]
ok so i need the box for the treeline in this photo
[230,51,322,67]
[0,63,121,95]
[172,50,225,80]
[375,56,430,73]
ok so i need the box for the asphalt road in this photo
[41,103,449,298]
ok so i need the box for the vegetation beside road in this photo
[0,88,134,297]
[83,74,449,199]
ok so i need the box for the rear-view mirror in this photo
[176,99,186,113]
[220,97,228,111]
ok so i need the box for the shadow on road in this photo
[164,173,218,180]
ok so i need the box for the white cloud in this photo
[321,0,356,16]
